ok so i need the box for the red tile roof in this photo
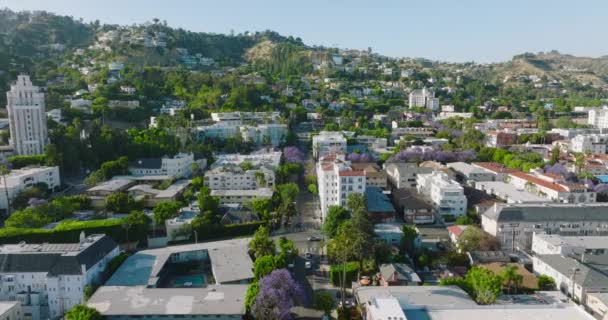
[472,162,515,174]
[447,225,467,238]
[508,171,568,192]
[339,170,365,177]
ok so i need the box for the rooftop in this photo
[88,285,247,316]
[106,238,253,286]
[365,187,396,214]
[87,178,134,193]
[210,188,273,198]
[476,181,550,203]
[483,203,608,223]
[534,234,608,250]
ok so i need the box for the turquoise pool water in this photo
[171,274,205,288]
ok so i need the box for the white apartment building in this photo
[384,162,432,189]
[204,166,275,190]
[6,75,48,156]
[481,203,608,250]
[312,131,347,159]
[210,112,281,123]
[570,134,608,154]
[211,151,282,170]
[0,302,21,320]
[196,123,287,147]
[416,171,467,216]
[211,188,273,205]
[0,234,118,320]
[588,107,608,129]
[408,87,439,111]
[532,254,608,305]
[508,171,596,204]
[0,166,60,213]
[129,153,199,179]
[532,233,608,256]
[317,154,366,219]
[239,124,288,146]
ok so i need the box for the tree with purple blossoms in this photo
[252,269,306,320]
[283,146,305,164]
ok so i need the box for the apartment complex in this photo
[408,87,439,111]
[317,154,366,218]
[416,171,467,216]
[588,108,608,129]
[570,134,608,154]
[0,234,118,320]
[6,75,48,156]
[0,166,60,213]
[129,153,201,179]
[385,162,432,189]
[204,165,275,190]
[312,131,347,158]
[88,239,253,319]
[482,203,608,250]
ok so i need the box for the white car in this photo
[305,261,312,269]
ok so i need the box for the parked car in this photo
[305,252,313,260]
[307,235,321,241]
[305,261,312,269]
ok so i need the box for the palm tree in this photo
[501,265,523,294]
[0,164,11,216]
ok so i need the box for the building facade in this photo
[570,134,608,154]
[6,75,48,156]
[482,203,608,250]
[0,166,60,213]
[416,171,467,216]
[316,154,366,218]
[385,162,432,189]
[312,131,347,159]
[588,108,608,129]
[0,235,118,320]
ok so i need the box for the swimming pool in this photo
[171,274,205,288]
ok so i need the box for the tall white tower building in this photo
[6,75,48,155]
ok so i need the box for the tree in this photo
[322,206,350,238]
[327,224,357,310]
[253,255,277,280]
[467,267,502,304]
[65,304,101,320]
[251,198,273,220]
[455,216,474,225]
[122,210,149,247]
[457,226,499,252]
[538,274,556,290]
[500,265,523,294]
[249,225,276,259]
[152,201,182,225]
[402,224,419,253]
[244,281,259,312]
[105,192,135,213]
[346,193,366,213]
[349,205,373,276]
[550,146,560,165]
[252,269,306,320]
[0,165,11,215]
[276,237,298,268]
[198,186,219,213]
[313,292,336,315]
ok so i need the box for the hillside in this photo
[467,51,608,87]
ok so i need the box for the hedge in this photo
[329,262,359,287]
[168,221,267,245]
[0,219,148,245]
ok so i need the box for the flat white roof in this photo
[534,233,608,249]
[368,297,406,320]
[476,181,550,203]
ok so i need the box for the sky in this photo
[3,0,608,63]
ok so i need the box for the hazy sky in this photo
[3,0,608,62]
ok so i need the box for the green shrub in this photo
[329,262,359,287]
